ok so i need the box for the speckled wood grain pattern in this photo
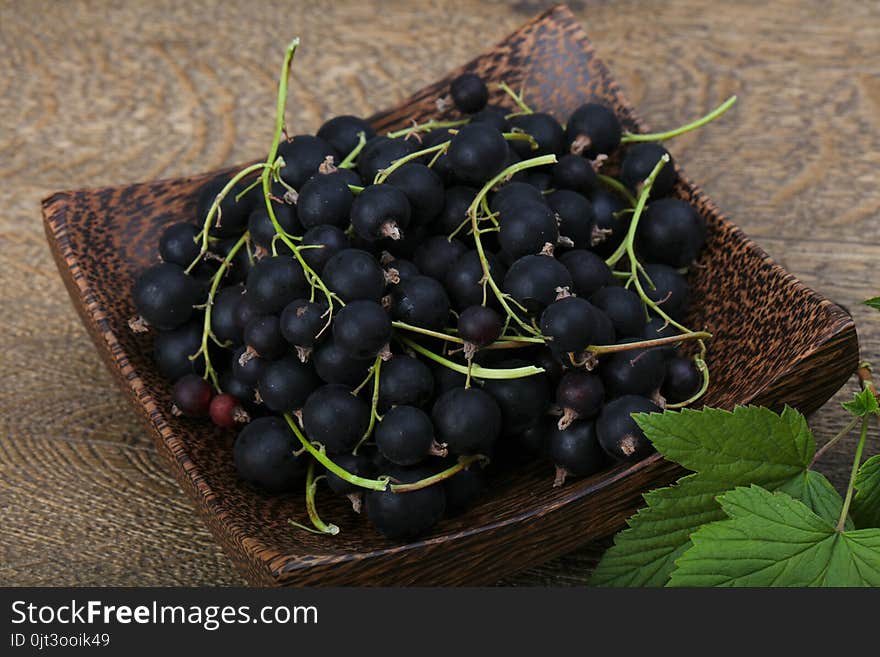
[42,5,858,586]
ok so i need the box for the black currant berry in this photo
[153,320,203,381]
[232,345,266,386]
[565,103,622,158]
[391,275,450,331]
[596,395,660,461]
[498,201,559,259]
[243,314,287,360]
[621,142,677,198]
[277,135,339,190]
[644,315,679,358]
[559,249,613,298]
[588,188,629,256]
[601,340,666,398]
[445,250,506,310]
[296,174,354,230]
[387,162,445,224]
[549,419,607,485]
[384,257,419,283]
[547,190,595,250]
[489,181,546,216]
[509,112,565,157]
[413,236,467,282]
[556,371,605,427]
[323,249,387,303]
[433,186,478,236]
[552,153,599,195]
[357,136,417,182]
[210,285,245,347]
[639,263,690,321]
[431,387,501,455]
[377,354,434,412]
[197,175,254,238]
[159,222,200,267]
[248,198,301,250]
[257,355,320,413]
[316,115,376,156]
[590,286,646,338]
[471,104,509,131]
[638,199,706,268]
[365,465,446,539]
[333,300,391,359]
[279,299,327,351]
[447,123,508,185]
[443,463,487,515]
[210,393,246,429]
[450,72,489,113]
[234,416,305,492]
[312,338,374,386]
[350,183,411,241]
[662,356,701,404]
[483,365,551,435]
[376,405,443,466]
[325,452,374,497]
[515,416,555,457]
[133,262,204,330]
[502,255,573,313]
[457,305,503,349]
[245,255,308,314]
[302,384,369,453]
[172,374,213,417]
[540,296,600,353]
[300,224,349,274]
[219,371,259,414]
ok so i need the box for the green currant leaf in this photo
[852,454,880,529]
[842,387,880,417]
[777,469,851,528]
[591,406,817,587]
[668,485,880,586]
[864,297,880,311]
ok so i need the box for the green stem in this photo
[621,95,737,143]
[587,331,712,355]
[374,141,450,184]
[597,174,637,207]
[386,118,469,139]
[836,415,869,532]
[390,455,485,492]
[338,131,367,168]
[497,81,532,114]
[811,415,861,467]
[665,356,711,409]
[353,355,383,454]
[502,131,538,150]
[293,461,339,535]
[400,336,545,379]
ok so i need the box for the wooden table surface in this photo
[1,0,878,586]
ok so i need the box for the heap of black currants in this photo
[131,40,734,539]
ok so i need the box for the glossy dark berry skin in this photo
[234,416,305,492]
[376,405,436,466]
[365,465,446,539]
[447,123,508,185]
[483,365,551,435]
[590,286,646,338]
[515,416,555,457]
[413,236,467,282]
[248,199,301,249]
[431,387,502,455]
[547,190,595,250]
[639,264,690,321]
[433,186,478,236]
[470,105,509,132]
[559,249,613,298]
[450,72,489,113]
[596,395,660,462]
[601,341,666,398]
[333,300,391,359]
[296,174,354,230]
[219,371,259,414]
[446,250,506,311]
[502,255,573,313]
[662,356,702,404]
[557,371,605,419]
[159,222,200,267]
[210,285,245,346]
[552,153,599,195]
[638,199,706,268]
[172,374,213,417]
[457,306,503,347]
[279,299,327,348]
[245,256,308,314]
[197,175,254,238]
[257,355,320,413]
[277,135,339,190]
[316,115,376,156]
[153,320,203,381]
[443,464,487,515]
[490,181,546,216]
[323,249,387,303]
[377,354,434,412]
[387,162,445,224]
[133,262,204,330]
[312,338,374,386]
[509,112,565,157]
[621,142,677,198]
[540,296,600,353]
[498,201,559,259]
[644,315,679,358]
[384,257,419,283]
[302,384,370,454]
[350,183,412,241]
[210,393,242,429]
[550,420,607,477]
[357,136,417,182]
[232,345,266,386]
[391,275,450,331]
[588,188,629,257]
[325,452,374,496]
[243,315,287,359]
[564,103,622,158]
[300,224,349,274]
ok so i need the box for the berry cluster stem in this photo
[620,95,737,143]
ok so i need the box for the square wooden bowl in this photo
[42,4,858,585]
